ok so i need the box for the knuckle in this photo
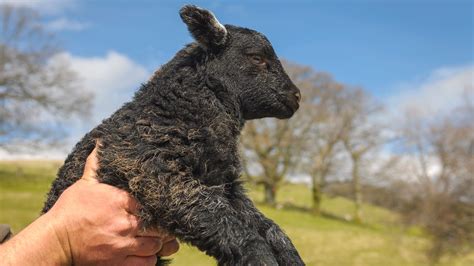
[109,187,128,203]
[127,214,140,229]
[115,217,135,235]
[118,190,130,200]
[118,191,135,206]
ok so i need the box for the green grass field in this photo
[1,161,473,265]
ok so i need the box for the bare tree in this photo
[400,92,474,263]
[241,119,301,205]
[0,5,91,149]
[340,88,382,223]
[298,73,347,215]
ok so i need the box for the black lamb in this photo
[43,5,304,266]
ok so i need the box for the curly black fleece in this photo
[43,5,303,266]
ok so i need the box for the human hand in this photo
[48,144,179,265]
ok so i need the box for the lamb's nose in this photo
[295,91,301,102]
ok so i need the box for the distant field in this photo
[1,161,473,265]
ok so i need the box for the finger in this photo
[157,238,180,257]
[123,255,157,266]
[81,145,100,182]
[136,227,171,238]
[127,237,163,257]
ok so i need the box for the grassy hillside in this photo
[1,161,473,265]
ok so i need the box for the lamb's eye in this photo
[250,55,266,66]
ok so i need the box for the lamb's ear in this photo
[179,5,227,49]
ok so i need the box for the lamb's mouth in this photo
[276,95,299,119]
[287,98,300,112]
[280,94,300,113]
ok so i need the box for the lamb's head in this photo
[180,5,301,120]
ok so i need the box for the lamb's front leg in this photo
[231,187,305,265]
[131,176,278,266]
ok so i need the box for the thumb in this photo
[81,144,100,182]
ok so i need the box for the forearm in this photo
[0,212,70,266]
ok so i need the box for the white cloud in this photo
[45,17,89,31]
[387,65,474,119]
[0,51,151,160]
[379,65,474,182]
[0,0,76,14]
[1,1,90,32]
[56,51,151,124]
[0,147,66,160]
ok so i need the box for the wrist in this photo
[0,212,72,266]
[45,209,73,265]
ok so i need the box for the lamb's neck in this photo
[138,68,245,133]
[204,75,245,129]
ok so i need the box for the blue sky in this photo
[1,0,473,158]
[51,0,473,98]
